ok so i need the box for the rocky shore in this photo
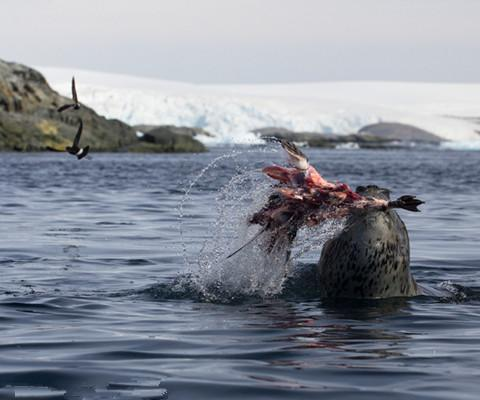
[0,58,206,153]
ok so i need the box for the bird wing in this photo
[73,119,83,148]
[57,104,73,113]
[78,145,90,160]
[72,76,78,103]
[280,140,309,170]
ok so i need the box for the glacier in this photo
[38,67,480,146]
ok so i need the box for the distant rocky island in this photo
[0,58,207,153]
[132,125,210,153]
[253,123,443,149]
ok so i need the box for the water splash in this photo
[193,168,287,301]
[177,146,346,302]
[178,146,278,267]
[290,218,346,263]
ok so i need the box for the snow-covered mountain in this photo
[39,67,480,146]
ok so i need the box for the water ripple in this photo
[0,150,479,399]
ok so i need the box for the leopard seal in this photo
[317,185,421,299]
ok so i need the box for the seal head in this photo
[317,185,420,299]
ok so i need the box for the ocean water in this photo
[0,148,479,400]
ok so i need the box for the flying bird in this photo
[57,77,80,112]
[66,119,89,160]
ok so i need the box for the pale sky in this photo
[1,0,479,83]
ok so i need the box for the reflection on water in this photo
[0,149,479,399]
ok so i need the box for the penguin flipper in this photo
[389,195,425,212]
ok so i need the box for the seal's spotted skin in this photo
[317,185,420,298]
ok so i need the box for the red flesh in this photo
[255,163,387,229]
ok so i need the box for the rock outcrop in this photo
[253,122,444,149]
[135,124,213,139]
[252,127,391,148]
[0,58,137,151]
[358,122,443,143]
[132,125,208,152]
[0,59,207,153]
[131,125,206,153]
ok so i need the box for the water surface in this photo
[0,149,479,399]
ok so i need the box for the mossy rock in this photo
[0,58,211,153]
[0,58,138,152]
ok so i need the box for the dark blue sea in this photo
[0,148,479,400]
